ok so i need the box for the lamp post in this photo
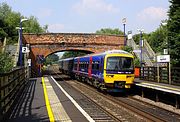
[19,18,28,66]
[161,22,171,84]
[162,22,168,54]
[122,18,126,46]
[138,29,144,68]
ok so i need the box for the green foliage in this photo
[23,16,45,33]
[0,2,46,44]
[148,23,168,53]
[134,58,140,67]
[167,0,180,66]
[0,52,13,73]
[61,51,86,59]
[44,54,59,65]
[133,33,150,45]
[121,46,133,53]
[96,28,124,35]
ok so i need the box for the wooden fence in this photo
[139,66,180,85]
[0,67,28,121]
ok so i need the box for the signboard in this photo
[128,34,132,40]
[157,55,170,63]
[122,18,126,24]
[28,59,31,66]
[133,50,141,53]
[140,40,144,47]
[163,49,168,55]
[22,47,30,53]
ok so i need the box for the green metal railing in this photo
[0,67,28,121]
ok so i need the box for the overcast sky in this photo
[2,0,169,34]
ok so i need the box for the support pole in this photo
[175,95,179,109]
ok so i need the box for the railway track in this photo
[48,65,180,122]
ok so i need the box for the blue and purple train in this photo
[59,50,135,92]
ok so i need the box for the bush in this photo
[0,52,13,73]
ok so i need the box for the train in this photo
[59,50,135,92]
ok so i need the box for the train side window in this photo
[85,64,88,69]
[74,64,77,70]
[96,64,99,70]
[92,64,94,69]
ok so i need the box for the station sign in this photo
[128,34,132,40]
[22,47,30,53]
[157,55,170,63]
[163,49,168,55]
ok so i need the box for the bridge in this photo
[23,33,125,74]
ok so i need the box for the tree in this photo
[44,54,59,65]
[61,51,86,59]
[0,2,46,44]
[167,0,180,66]
[0,2,48,72]
[96,28,123,35]
[148,23,168,53]
[43,24,49,33]
[23,16,45,33]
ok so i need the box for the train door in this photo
[77,58,80,75]
[88,56,92,78]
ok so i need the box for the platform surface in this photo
[135,78,180,95]
[8,76,93,122]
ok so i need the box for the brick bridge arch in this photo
[23,33,125,75]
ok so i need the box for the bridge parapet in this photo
[23,33,124,46]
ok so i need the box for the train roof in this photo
[74,50,133,59]
[59,50,133,61]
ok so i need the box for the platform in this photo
[134,78,180,95]
[7,76,94,122]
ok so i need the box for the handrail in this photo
[0,67,28,121]
[127,39,153,66]
[144,39,156,61]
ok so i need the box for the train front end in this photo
[104,52,134,91]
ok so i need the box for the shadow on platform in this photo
[7,79,49,122]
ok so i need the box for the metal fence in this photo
[0,67,28,121]
[139,66,180,85]
[171,67,180,85]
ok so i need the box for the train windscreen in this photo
[106,57,134,74]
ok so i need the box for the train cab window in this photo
[122,58,133,69]
[106,57,133,71]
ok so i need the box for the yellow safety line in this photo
[42,77,55,122]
